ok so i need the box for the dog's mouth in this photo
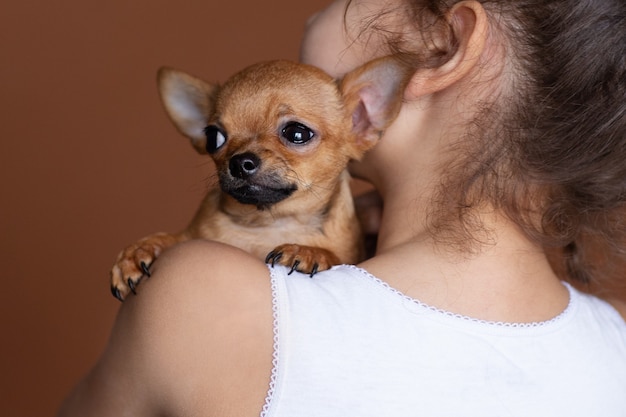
[218,152,298,209]
[220,176,298,209]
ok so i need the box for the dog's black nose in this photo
[229,152,261,179]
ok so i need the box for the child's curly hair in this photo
[347,0,626,288]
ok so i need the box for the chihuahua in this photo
[110,57,411,301]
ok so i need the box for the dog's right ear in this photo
[157,67,219,154]
[339,57,413,156]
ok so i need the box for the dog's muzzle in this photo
[220,152,297,207]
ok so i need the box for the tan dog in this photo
[110,58,411,301]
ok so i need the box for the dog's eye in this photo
[281,122,315,145]
[203,125,227,153]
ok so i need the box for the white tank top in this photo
[261,264,626,417]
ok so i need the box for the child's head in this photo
[302,0,626,285]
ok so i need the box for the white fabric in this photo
[261,264,626,417]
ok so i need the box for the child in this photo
[58,1,626,416]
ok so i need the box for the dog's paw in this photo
[110,232,179,301]
[266,244,341,277]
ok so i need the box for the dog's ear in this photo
[339,57,412,155]
[157,67,219,154]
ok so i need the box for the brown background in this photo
[0,0,326,415]
[2,1,626,416]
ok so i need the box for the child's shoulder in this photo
[98,239,274,415]
[607,298,626,322]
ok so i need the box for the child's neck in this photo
[361,202,570,324]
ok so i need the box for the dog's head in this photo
[158,58,411,211]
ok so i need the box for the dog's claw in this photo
[288,260,301,275]
[266,251,283,267]
[110,232,180,301]
[111,286,124,302]
[128,278,137,295]
[140,261,151,277]
[309,263,319,278]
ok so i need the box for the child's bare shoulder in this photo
[65,240,274,416]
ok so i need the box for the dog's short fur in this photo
[110,58,411,301]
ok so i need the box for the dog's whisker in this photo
[200,171,220,190]
[283,170,337,203]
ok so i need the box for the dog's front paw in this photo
[266,244,341,277]
[110,232,179,301]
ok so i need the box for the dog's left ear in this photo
[158,67,219,154]
[339,57,413,155]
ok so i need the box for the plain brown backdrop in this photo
[0,0,327,414]
[3,1,626,416]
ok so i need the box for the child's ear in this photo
[405,0,488,99]
[157,67,218,154]
[339,57,413,155]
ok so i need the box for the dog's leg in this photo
[266,244,341,277]
[110,232,184,301]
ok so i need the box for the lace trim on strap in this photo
[343,264,577,330]
[259,265,281,417]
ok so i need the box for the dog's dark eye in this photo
[203,125,227,153]
[281,122,315,145]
